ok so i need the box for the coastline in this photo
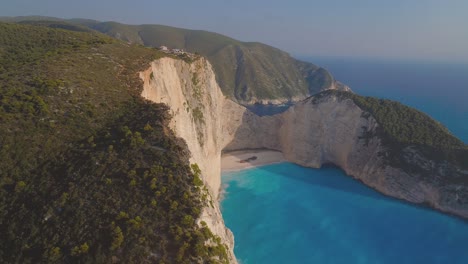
[221,149,285,172]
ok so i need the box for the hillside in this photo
[2,16,466,264]
[0,16,351,103]
[84,21,349,103]
[314,90,468,172]
[140,54,468,219]
[0,17,349,103]
[0,22,229,263]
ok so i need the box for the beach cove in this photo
[221,160,468,264]
[221,149,285,172]
[220,58,468,264]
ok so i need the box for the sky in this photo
[2,0,468,62]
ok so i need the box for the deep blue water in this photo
[221,163,468,264]
[221,59,468,263]
[301,57,468,143]
[244,103,292,116]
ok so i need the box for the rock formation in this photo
[140,57,238,263]
[141,56,468,263]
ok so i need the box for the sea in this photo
[221,58,468,264]
[306,56,468,143]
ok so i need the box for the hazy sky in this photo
[2,0,468,62]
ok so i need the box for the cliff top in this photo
[0,22,229,263]
[312,90,468,171]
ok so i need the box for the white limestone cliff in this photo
[140,57,238,263]
[141,56,468,263]
[224,94,468,219]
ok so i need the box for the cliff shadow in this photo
[250,162,396,203]
[221,105,387,202]
[243,163,468,222]
[222,105,283,152]
[221,106,388,202]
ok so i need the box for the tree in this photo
[111,226,124,250]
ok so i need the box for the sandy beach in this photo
[221,149,285,172]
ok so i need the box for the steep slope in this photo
[0,22,232,263]
[81,21,350,103]
[0,17,350,103]
[140,57,238,263]
[225,91,468,218]
[141,57,225,196]
[141,56,468,220]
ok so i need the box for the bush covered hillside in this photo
[1,17,351,103]
[84,21,348,103]
[1,17,347,103]
[351,93,467,171]
[315,91,467,171]
[350,95,464,149]
[0,22,228,263]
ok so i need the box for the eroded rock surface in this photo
[141,56,467,263]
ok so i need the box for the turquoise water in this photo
[221,163,468,264]
[221,59,468,263]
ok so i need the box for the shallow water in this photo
[221,58,468,263]
[221,163,468,264]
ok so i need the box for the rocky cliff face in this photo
[141,57,226,197]
[141,56,467,263]
[224,94,468,219]
[140,57,238,263]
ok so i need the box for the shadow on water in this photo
[241,162,468,223]
[222,100,467,223]
[222,162,468,264]
[223,103,399,204]
[243,103,293,116]
[251,162,389,201]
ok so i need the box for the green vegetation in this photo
[18,20,96,32]
[192,107,205,125]
[89,21,344,102]
[0,17,344,103]
[350,95,464,148]
[0,22,228,263]
[314,90,468,170]
[350,93,468,171]
[192,72,200,86]
[304,67,333,93]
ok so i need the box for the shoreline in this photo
[220,150,468,222]
[221,149,285,172]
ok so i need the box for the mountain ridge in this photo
[1,19,467,264]
[88,21,350,103]
[0,16,350,103]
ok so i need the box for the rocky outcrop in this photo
[141,56,467,263]
[140,57,237,263]
[224,94,468,219]
[141,57,225,197]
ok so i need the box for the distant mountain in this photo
[1,18,467,264]
[84,21,350,103]
[0,15,66,22]
[0,16,349,103]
